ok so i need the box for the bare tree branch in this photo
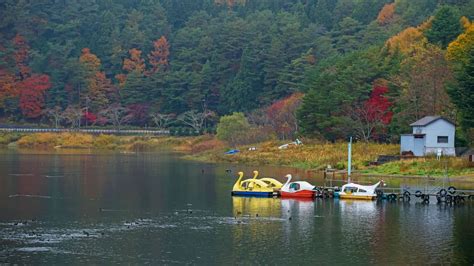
[149,113,175,130]
[177,110,214,133]
[99,104,130,130]
[63,106,82,129]
[43,106,63,128]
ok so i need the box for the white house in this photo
[400,116,455,156]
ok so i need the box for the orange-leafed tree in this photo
[214,0,246,8]
[115,73,127,88]
[376,3,396,25]
[12,34,31,79]
[88,72,114,111]
[79,48,112,111]
[0,69,18,109]
[148,36,170,74]
[116,48,145,88]
[18,74,51,118]
[123,48,145,73]
[266,92,304,140]
[447,17,474,65]
[79,48,101,75]
[385,18,432,55]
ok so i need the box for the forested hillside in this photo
[0,0,473,144]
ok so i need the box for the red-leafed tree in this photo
[18,74,51,118]
[148,36,170,74]
[83,111,97,124]
[350,84,393,142]
[125,103,149,126]
[266,92,304,140]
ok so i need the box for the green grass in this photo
[188,139,474,177]
[362,157,474,177]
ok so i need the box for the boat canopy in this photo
[341,181,381,194]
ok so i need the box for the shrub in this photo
[0,133,23,145]
[216,112,250,146]
[17,133,60,148]
[191,138,225,153]
[94,134,120,149]
[61,133,94,148]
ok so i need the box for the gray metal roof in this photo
[410,116,454,127]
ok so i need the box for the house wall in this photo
[400,135,414,154]
[413,119,455,156]
[414,137,426,156]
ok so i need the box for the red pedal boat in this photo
[280,174,316,198]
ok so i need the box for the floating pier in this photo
[318,170,474,205]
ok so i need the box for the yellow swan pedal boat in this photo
[231,171,276,197]
[252,170,283,191]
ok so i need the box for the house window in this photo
[437,136,448,143]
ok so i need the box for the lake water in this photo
[0,150,473,264]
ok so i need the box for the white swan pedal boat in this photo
[334,181,383,200]
[280,174,317,198]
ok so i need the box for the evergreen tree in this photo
[426,6,463,48]
[448,47,474,144]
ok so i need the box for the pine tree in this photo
[448,47,474,144]
[426,6,462,48]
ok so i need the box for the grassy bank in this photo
[2,132,473,177]
[361,157,474,177]
[187,140,399,170]
[186,139,474,177]
[3,132,218,152]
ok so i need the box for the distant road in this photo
[0,127,169,135]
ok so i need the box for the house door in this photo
[413,136,425,156]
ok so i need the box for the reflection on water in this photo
[232,197,282,217]
[0,150,473,264]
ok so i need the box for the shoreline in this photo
[1,132,473,180]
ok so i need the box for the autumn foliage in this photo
[0,69,17,108]
[350,84,393,142]
[214,0,246,8]
[266,92,303,139]
[1,35,51,118]
[116,48,146,87]
[364,85,393,125]
[19,74,51,118]
[447,17,474,64]
[79,48,101,74]
[12,34,31,78]
[385,19,432,55]
[377,3,396,25]
[83,111,97,124]
[148,36,170,74]
[123,48,145,73]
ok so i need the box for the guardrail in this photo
[0,127,170,135]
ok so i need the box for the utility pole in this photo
[348,136,352,183]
